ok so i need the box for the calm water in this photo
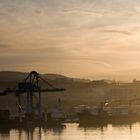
[1,123,140,140]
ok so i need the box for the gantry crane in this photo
[0,71,65,122]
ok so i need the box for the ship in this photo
[76,100,140,125]
[47,99,66,124]
[47,107,66,124]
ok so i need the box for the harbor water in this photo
[1,122,140,140]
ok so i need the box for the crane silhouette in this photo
[0,71,65,122]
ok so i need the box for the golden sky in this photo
[1,0,140,81]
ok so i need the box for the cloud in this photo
[1,0,140,80]
[101,29,132,35]
[61,8,104,15]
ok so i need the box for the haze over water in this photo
[1,123,140,140]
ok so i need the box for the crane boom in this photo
[0,71,65,121]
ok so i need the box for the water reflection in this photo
[0,123,140,140]
[0,124,65,140]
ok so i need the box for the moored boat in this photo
[76,105,140,125]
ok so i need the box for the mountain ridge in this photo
[0,71,90,82]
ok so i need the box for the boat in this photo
[47,99,66,124]
[76,104,140,125]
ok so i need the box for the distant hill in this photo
[0,71,27,82]
[0,71,90,83]
[0,71,69,82]
[0,71,140,109]
[43,73,69,80]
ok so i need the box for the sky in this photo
[1,0,140,81]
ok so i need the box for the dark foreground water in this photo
[1,123,140,140]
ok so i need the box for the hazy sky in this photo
[1,0,140,81]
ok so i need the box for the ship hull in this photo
[77,112,140,125]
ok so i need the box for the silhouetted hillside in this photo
[0,71,89,82]
[0,71,140,109]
